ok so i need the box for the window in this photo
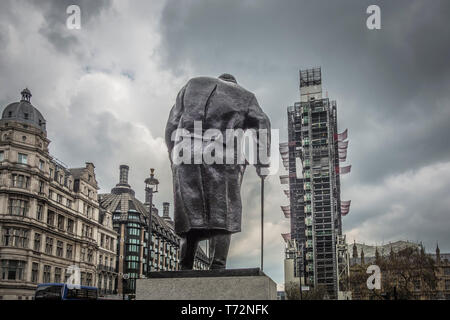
[36,204,43,220]
[67,219,74,234]
[34,233,41,251]
[18,153,28,164]
[57,215,65,230]
[56,241,63,257]
[446,280,450,291]
[43,265,51,283]
[47,211,55,226]
[39,159,44,170]
[57,194,63,204]
[0,151,4,161]
[66,199,72,209]
[2,228,28,248]
[128,228,141,236]
[31,263,39,283]
[11,174,30,189]
[87,249,93,263]
[38,180,44,193]
[45,237,54,255]
[82,224,92,238]
[99,255,103,266]
[66,244,73,259]
[49,189,53,199]
[1,260,26,281]
[101,234,105,247]
[2,228,12,246]
[49,168,53,180]
[127,245,139,253]
[81,248,86,261]
[54,267,62,283]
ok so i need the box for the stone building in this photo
[0,89,118,299]
[99,165,210,296]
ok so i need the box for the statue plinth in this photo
[136,268,277,300]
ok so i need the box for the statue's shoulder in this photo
[189,76,253,92]
[186,76,218,87]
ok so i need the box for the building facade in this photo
[0,89,118,299]
[99,165,210,296]
[282,68,349,299]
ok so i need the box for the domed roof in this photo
[1,88,46,133]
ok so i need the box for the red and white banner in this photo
[279,147,289,154]
[339,165,352,175]
[338,140,348,149]
[341,200,351,216]
[341,200,351,207]
[280,175,289,184]
[281,233,291,242]
[339,149,347,162]
[338,129,348,141]
[281,205,291,218]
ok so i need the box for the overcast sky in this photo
[1,0,449,287]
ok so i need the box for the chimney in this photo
[119,165,129,185]
[163,202,170,219]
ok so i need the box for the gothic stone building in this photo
[0,89,118,299]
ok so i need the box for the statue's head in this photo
[218,73,237,84]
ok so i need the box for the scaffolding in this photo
[282,67,351,299]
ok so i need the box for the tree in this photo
[348,246,437,300]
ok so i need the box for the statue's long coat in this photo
[165,76,270,236]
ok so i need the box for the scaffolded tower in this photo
[280,68,351,299]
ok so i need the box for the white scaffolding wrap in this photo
[281,233,291,242]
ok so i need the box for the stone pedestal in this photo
[136,268,277,300]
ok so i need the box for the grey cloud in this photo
[34,0,111,54]
[157,0,450,258]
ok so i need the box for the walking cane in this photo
[260,174,266,271]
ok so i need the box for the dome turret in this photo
[1,88,47,134]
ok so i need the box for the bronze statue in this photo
[165,74,271,270]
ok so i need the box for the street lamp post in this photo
[145,168,159,276]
